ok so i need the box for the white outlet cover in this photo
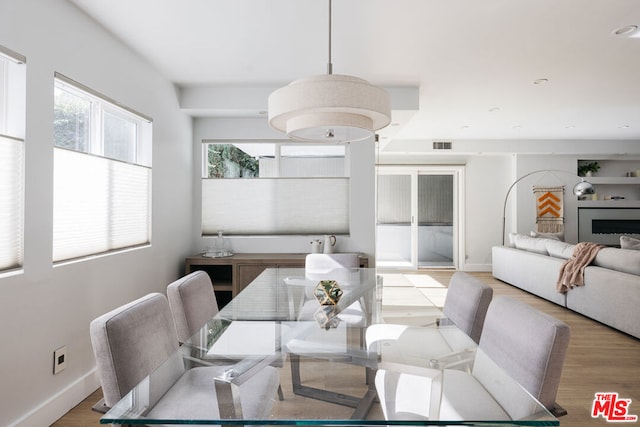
[54,346,67,374]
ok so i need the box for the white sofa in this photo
[492,234,640,340]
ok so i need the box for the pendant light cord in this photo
[327,0,333,75]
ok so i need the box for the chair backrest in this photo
[89,293,181,408]
[442,271,493,343]
[305,253,360,285]
[305,253,359,273]
[477,295,570,412]
[167,271,219,343]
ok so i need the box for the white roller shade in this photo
[53,148,151,262]
[202,178,349,235]
[0,135,24,270]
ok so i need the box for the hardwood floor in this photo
[53,271,640,426]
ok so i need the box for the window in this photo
[0,46,26,273]
[53,74,152,262]
[201,141,349,236]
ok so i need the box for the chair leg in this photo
[290,353,303,393]
[277,384,284,401]
[552,403,568,417]
[91,398,109,414]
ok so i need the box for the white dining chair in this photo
[366,272,493,368]
[90,293,280,418]
[167,271,285,400]
[287,253,372,409]
[167,270,219,343]
[375,296,571,421]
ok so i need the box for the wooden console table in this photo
[185,253,368,307]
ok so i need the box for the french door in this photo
[375,166,464,269]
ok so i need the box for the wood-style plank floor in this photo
[52,271,640,427]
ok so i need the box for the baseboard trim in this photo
[10,369,100,427]
[461,263,492,272]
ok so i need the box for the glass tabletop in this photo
[101,267,559,426]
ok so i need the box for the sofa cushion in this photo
[510,233,549,255]
[593,247,640,276]
[620,235,640,250]
[545,240,575,260]
[530,230,564,241]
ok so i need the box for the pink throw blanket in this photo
[557,242,604,294]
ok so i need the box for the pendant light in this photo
[268,0,391,143]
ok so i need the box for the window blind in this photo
[0,135,24,270]
[202,178,349,236]
[53,148,151,262]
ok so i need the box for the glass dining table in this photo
[100,267,559,426]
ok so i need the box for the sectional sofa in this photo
[492,234,640,339]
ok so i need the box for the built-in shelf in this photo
[577,200,640,208]
[585,176,640,185]
[578,159,640,204]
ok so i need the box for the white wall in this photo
[378,140,640,271]
[0,1,194,425]
[464,155,511,269]
[376,153,510,271]
[192,118,376,259]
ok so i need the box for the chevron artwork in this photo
[533,186,565,233]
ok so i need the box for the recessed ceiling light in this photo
[564,125,576,129]
[488,107,501,113]
[619,125,630,129]
[460,125,469,129]
[512,125,522,129]
[613,25,639,36]
[533,78,549,85]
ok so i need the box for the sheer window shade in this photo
[0,135,24,270]
[202,178,349,235]
[53,148,151,262]
[0,46,26,272]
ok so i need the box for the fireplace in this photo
[578,208,640,246]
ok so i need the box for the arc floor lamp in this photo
[502,169,595,245]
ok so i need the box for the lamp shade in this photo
[573,179,596,196]
[268,74,391,143]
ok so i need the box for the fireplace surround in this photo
[578,207,640,246]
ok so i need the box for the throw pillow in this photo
[620,235,640,250]
[594,247,640,276]
[546,240,575,259]
[507,232,519,248]
[513,233,549,255]
[530,230,564,241]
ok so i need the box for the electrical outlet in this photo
[53,346,67,374]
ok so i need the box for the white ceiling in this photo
[69,0,640,143]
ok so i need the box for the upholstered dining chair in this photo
[365,271,493,368]
[439,272,494,344]
[286,253,372,406]
[167,270,285,400]
[90,292,280,419]
[167,270,219,343]
[375,295,571,421]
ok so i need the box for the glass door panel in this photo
[417,174,454,267]
[376,174,412,268]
